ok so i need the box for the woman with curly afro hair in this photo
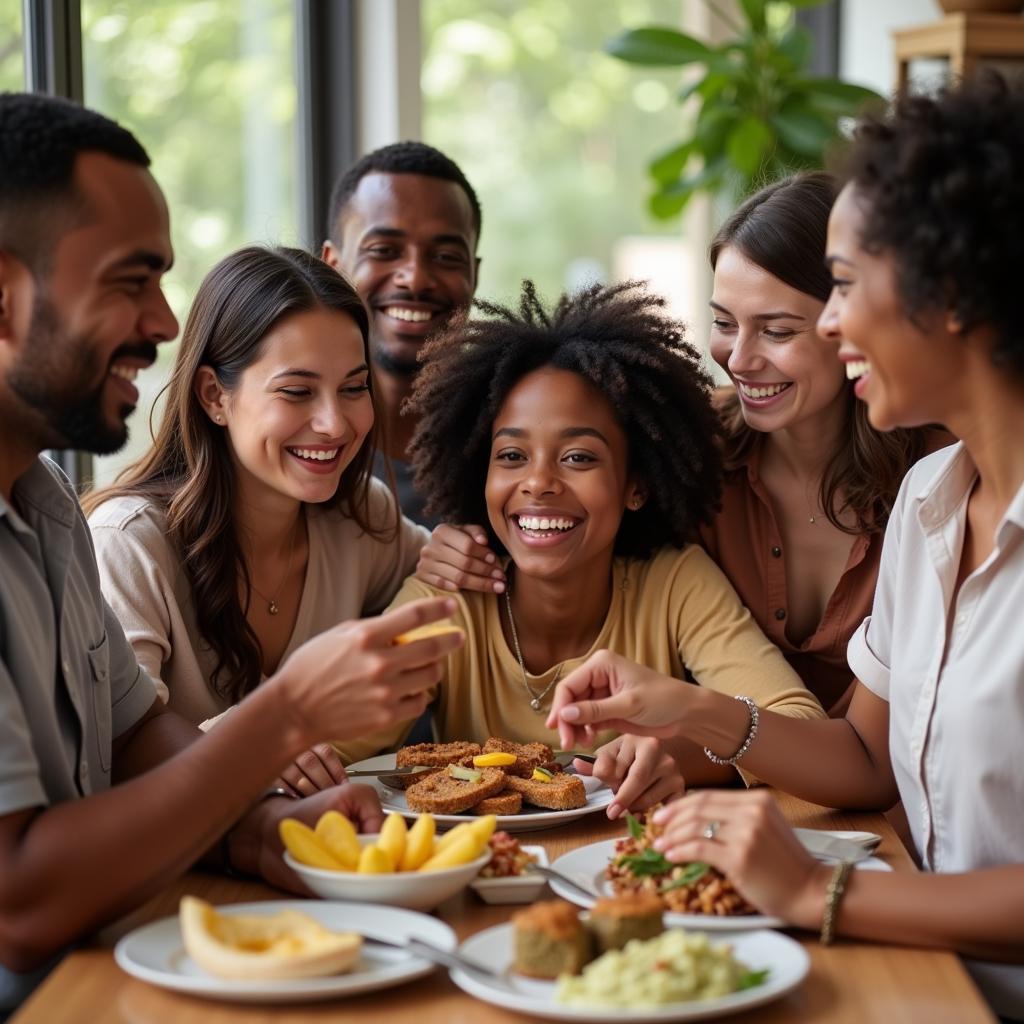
[336,280,826,814]
[546,73,1024,1020]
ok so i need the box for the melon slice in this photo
[179,896,362,980]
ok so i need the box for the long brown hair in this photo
[84,246,393,702]
[709,172,926,534]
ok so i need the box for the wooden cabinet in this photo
[894,12,1024,89]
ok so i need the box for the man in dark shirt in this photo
[322,142,481,527]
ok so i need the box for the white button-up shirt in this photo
[849,442,1024,1019]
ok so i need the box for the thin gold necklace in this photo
[503,587,564,713]
[248,516,301,616]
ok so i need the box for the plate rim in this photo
[348,753,613,830]
[113,899,455,1003]
[449,921,810,1022]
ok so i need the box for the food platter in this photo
[348,754,613,832]
[548,835,893,931]
[114,901,455,1003]
[449,923,810,1022]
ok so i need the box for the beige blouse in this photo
[88,479,427,727]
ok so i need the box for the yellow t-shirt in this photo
[334,544,824,764]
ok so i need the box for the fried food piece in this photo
[512,900,592,978]
[471,790,523,816]
[405,766,507,815]
[504,772,587,810]
[396,741,482,768]
[587,893,664,954]
[482,737,554,778]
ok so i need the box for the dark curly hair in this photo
[842,71,1024,376]
[326,140,481,246]
[406,280,724,559]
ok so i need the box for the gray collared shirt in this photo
[0,457,157,1011]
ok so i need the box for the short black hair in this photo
[326,140,481,246]
[407,280,724,559]
[0,92,150,271]
[842,72,1024,376]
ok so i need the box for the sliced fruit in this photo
[473,752,516,767]
[392,621,465,645]
[419,832,482,871]
[377,812,408,868]
[180,895,361,980]
[314,811,360,870]
[279,819,345,871]
[531,766,555,783]
[448,764,483,783]
[357,844,394,874]
[400,813,436,871]
[467,814,498,849]
[433,821,474,855]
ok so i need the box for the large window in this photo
[82,0,302,486]
[422,0,691,317]
[0,6,23,91]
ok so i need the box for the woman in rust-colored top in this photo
[701,172,943,714]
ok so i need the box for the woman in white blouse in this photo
[544,73,1024,1021]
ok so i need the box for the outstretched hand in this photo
[584,735,685,819]
[416,523,506,594]
[545,650,691,750]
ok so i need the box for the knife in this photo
[346,765,435,779]
[795,830,877,864]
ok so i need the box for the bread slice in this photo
[396,741,481,768]
[471,790,523,815]
[505,773,587,811]
[482,738,554,778]
[405,766,507,814]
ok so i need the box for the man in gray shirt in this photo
[0,94,460,1013]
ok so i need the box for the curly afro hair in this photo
[842,71,1024,376]
[406,279,723,559]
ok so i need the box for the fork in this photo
[362,934,503,980]
[524,862,599,901]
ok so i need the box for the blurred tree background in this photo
[422,0,687,305]
[0,5,23,91]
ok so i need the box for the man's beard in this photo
[6,290,145,455]
[372,343,420,378]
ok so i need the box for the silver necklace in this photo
[504,588,564,712]
[248,517,300,615]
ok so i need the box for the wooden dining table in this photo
[11,791,996,1024]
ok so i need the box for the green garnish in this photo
[617,847,673,877]
[625,812,644,840]
[660,861,709,891]
[738,968,770,990]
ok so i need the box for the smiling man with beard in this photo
[0,94,458,1015]
[322,142,480,526]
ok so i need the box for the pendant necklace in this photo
[504,587,564,712]
[248,516,300,615]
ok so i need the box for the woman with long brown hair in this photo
[85,246,431,794]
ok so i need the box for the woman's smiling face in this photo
[485,366,643,583]
[710,246,846,433]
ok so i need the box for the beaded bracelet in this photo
[703,695,759,766]
[820,860,855,945]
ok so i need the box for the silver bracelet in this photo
[703,695,759,766]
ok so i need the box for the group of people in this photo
[1,69,1022,1022]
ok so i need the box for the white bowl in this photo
[284,833,491,912]
[469,845,549,905]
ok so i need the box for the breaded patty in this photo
[405,766,507,814]
[471,790,523,815]
[505,773,587,810]
[482,737,554,777]
[396,741,481,768]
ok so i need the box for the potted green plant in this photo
[606,0,885,218]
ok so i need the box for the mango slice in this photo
[473,752,517,767]
[314,811,360,870]
[377,812,408,867]
[400,813,436,871]
[392,621,465,645]
[357,844,394,873]
[280,819,345,871]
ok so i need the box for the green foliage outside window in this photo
[0,6,24,92]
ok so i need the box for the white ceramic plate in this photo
[470,845,549,904]
[348,754,613,832]
[548,835,892,931]
[450,924,810,1022]
[114,900,455,1004]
